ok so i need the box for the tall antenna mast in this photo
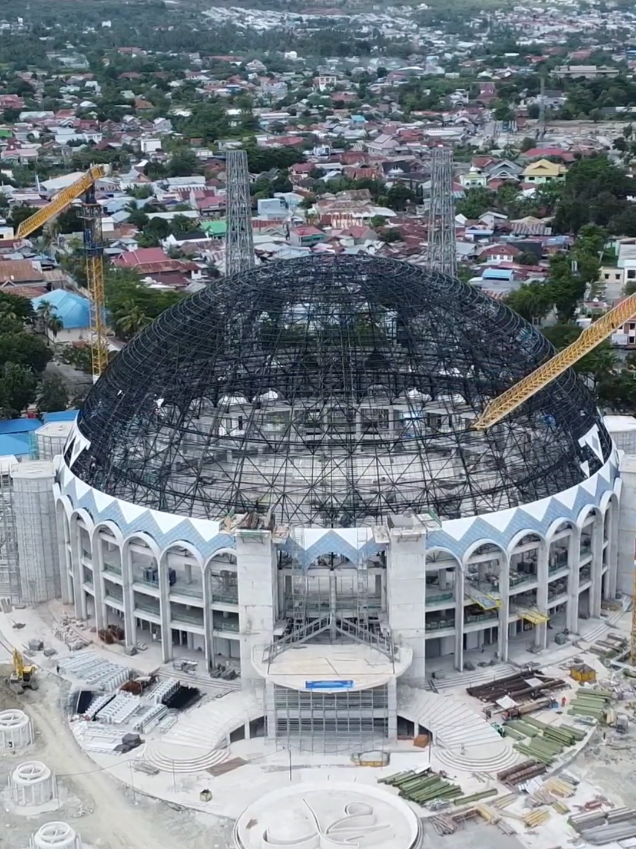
[427,146,457,278]
[537,75,546,140]
[225,149,255,275]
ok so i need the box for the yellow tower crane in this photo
[16,165,109,379]
[471,292,636,662]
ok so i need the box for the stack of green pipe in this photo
[514,742,554,764]
[452,788,499,805]
[522,717,586,746]
[379,769,462,805]
[505,719,540,737]
[501,725,527,741]
[567,690,609,720]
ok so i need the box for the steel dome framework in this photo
[72,255,611,526]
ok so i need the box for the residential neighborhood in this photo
[0,0,635,411]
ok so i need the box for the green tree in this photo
[456,187,495,219]
[0,363,38,418]
[379,228,403,243]
[116,301,151,339]
[38,375,69,413]
[167,149,201,177]
[505,282,553,322]
[386,184,415,211]
[0,333,51,373]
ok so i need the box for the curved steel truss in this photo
[74,255,611,526]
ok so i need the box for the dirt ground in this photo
[0,667,234,849]
[572,722,636,810]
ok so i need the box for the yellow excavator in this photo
[8,649,38,694]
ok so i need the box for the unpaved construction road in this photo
[0,669,232,849]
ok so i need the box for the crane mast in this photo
[16,165,109,379]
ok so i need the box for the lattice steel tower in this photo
[427,146,457,278]
[226,149,255,275]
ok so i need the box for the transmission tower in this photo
[427,146,457,278]
[225,149,255,275]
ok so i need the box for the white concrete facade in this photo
[53,445,622,682]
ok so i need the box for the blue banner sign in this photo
[305,680,354,690]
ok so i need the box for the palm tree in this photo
[116,301,150,338]
[47,315,63,338]
[35,302,53,334]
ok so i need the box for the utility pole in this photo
[225,149,255,276]
[427,146,457,278]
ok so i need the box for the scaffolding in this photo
[0,461,20,603]
[225,149,255,275]
[427,146,457,278]
[11,463,60,604]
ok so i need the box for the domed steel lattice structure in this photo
[73,255,611,526]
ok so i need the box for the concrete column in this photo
[438,569,447,590]
[56,507,72,605]
[454,567,464,671]
[386,527,427,684]
[121,544,137,650]
[387,677,397,743]
[236,529,277,680]
[606,500,619,600]
[566,527,581,633]
[69,520,83,618]
[535,541,548,650]
[184,562,192,584]
[91,534,106,632]
[265,680,277,743]
[158,551,173,663]
[329,570,337,639]
[590,516,604,619]
[202,565,214,672]
[618,455,636,595]
[498,553,510,661]
[76,524,88,620]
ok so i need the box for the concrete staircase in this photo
[144,689,263,774]
[398,687,519,775]
[426,663,518,692]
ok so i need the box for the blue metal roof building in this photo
[32,290,91,329]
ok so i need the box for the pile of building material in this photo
[569,807,636,844]
[497,760,546,786]
[379,768,462,806]
[523,808,551,829]
[587,633,628,662]
[467,669,565,704]
[507,716,587,764]
[58,652,132,691]
[53,619,90,652]
[567,688,612,721]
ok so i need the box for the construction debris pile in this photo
[53,617,90,652]
[569,805,636,845]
